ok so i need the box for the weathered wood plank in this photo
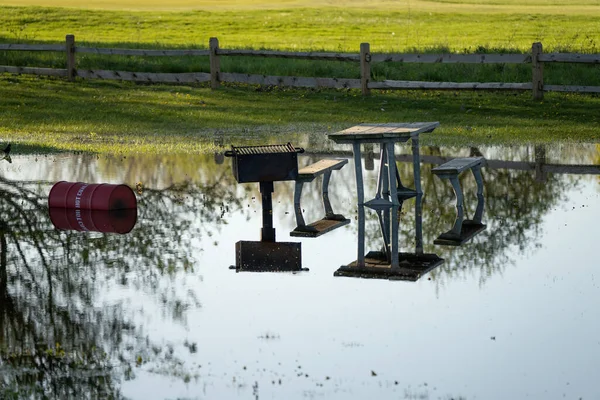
[539,53,600,63]
[298,158,347,180]
[290,218,350,238]
[0,44,65,51]
[544,84,600,93]
[219,72,361,89]
[432,157,485,175]
[217,49,360,62]
[328,122,439,143]
[369,80,532,90]
[0,65,68,76]
[75,47,210,56]
[76,69,211,83]
[370,53,531,64]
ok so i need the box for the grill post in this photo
[260,181,275,242]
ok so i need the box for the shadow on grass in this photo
[1,75,599,152]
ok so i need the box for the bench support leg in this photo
[472,165,484,224]
[449,175,464,237]
[293,180,306,228]
[322,170,333,216]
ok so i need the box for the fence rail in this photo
[1,35,599,99]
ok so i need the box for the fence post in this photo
[66,34,76,81]
[532,42,544,100]
[534,145,547,182]
[209,37,220,89]
[360,42,371,96]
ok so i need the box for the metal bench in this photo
[290,158,351,237]
[432,157,486,246]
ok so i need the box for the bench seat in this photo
[290,158,350,238]
[297,158,348,181]
[432,157,485,176]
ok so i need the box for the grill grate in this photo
[233,143,296,156]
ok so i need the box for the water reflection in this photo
[0,144,598,399]
[0,166,242,398]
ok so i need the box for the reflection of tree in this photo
[402,147,579,287]
[0,172,243,398]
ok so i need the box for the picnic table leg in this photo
[412,136,422,194]
[415,193,424,255]
[357,204,366,268]
[386,141,400,269]
[381,146,391,253]
[376,208,391,261]
[352,142,365,267]
[375,144,386,199]
[376,143,391,258]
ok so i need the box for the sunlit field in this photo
[0,0,599,52]
[1,0,599,13]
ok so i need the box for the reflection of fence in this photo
[2,35,600,99]
[307,150,600,182]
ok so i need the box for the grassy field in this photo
[0,75,598,154]
[2,0,600,12]
[0,0,599,153]
[1,2,599,52]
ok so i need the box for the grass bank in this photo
[0,75,598,154]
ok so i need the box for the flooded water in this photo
[1,139,599,400]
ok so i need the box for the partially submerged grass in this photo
[0,75,598,155]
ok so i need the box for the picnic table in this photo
[328,122,440,272]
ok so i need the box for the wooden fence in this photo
[1,35,600,99]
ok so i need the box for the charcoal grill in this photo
[224,143,304,183]
[225,142,305,272]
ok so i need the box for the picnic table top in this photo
[328,122,440,143]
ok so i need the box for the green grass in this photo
[1,5,599,87]
[0,75,598,155]
[1,5,599,53]
[0,1,599,153]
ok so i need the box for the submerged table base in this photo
[334,251,444,282]
[334,195,444,281]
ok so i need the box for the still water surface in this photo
[0,140,599,399]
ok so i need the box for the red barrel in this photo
[48,181,137,210]
[49,207,137,234]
